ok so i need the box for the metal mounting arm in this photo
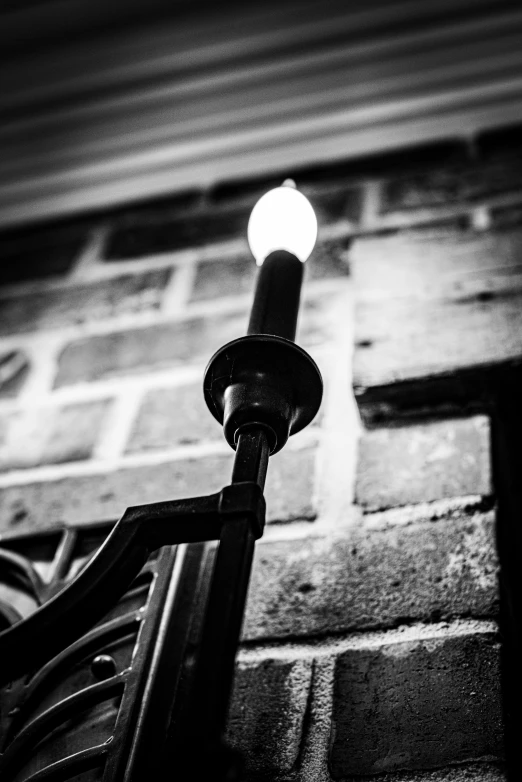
[0,482,265,689]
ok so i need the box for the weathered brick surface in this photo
[296,293,339,350]
[351,228,522,301]
[0,222,87,285]
[355,416,491,511]
[243,509,497,641]
[0,269,171,336]
[54,311,247,387]
[307,238,350,280]
[266,445,317,522]
[104,190,203,259]
[381,162,469,214]
[354,291,522,391]
[0,400,110,471]
[330,627,503,777]
[350,765,506,782]
[352,228,522,394]
[0,445,316,532]
[227,656,312,776]
[55,291,335,388]
[191,254,256,302]
[126,383,222,451]
[106,204,247,259]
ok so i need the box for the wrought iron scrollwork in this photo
[0,480,265,781]
[0,482,264,688]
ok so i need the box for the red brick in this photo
[330,626,503,776]
[0,446,316,533]
[0,270,171,336]
[227,655,312,775]
[54,311,247,387]
[243,509,497,641]
[355,416,490,511]
[0,400,110,471]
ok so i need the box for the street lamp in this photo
[0,184,323,781]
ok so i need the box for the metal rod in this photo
[178,428,270,776]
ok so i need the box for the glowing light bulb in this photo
[247,181,317,265]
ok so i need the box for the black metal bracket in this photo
[0,481,265,689]
[204,334,323,454]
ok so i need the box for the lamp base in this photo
[203,335,323,454]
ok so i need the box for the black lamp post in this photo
[0,182,323,781]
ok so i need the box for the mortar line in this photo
[15,333,64,402]
[69,223,109,280]
[237,618,499,662]
[293,655,335,782]
[359,179,384,229]
[0,440,231,487]
[161,261,197,315]
[471,204,492,231]
[312,281,362,531]
[92,388,144,463]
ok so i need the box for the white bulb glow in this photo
[247,184,317,265]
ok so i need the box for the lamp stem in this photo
[247,250,303,341]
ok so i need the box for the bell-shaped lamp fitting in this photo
[247,180,317,265]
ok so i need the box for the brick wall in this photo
[2,124,521,780]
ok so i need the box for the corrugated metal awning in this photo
[2,0,522,227]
